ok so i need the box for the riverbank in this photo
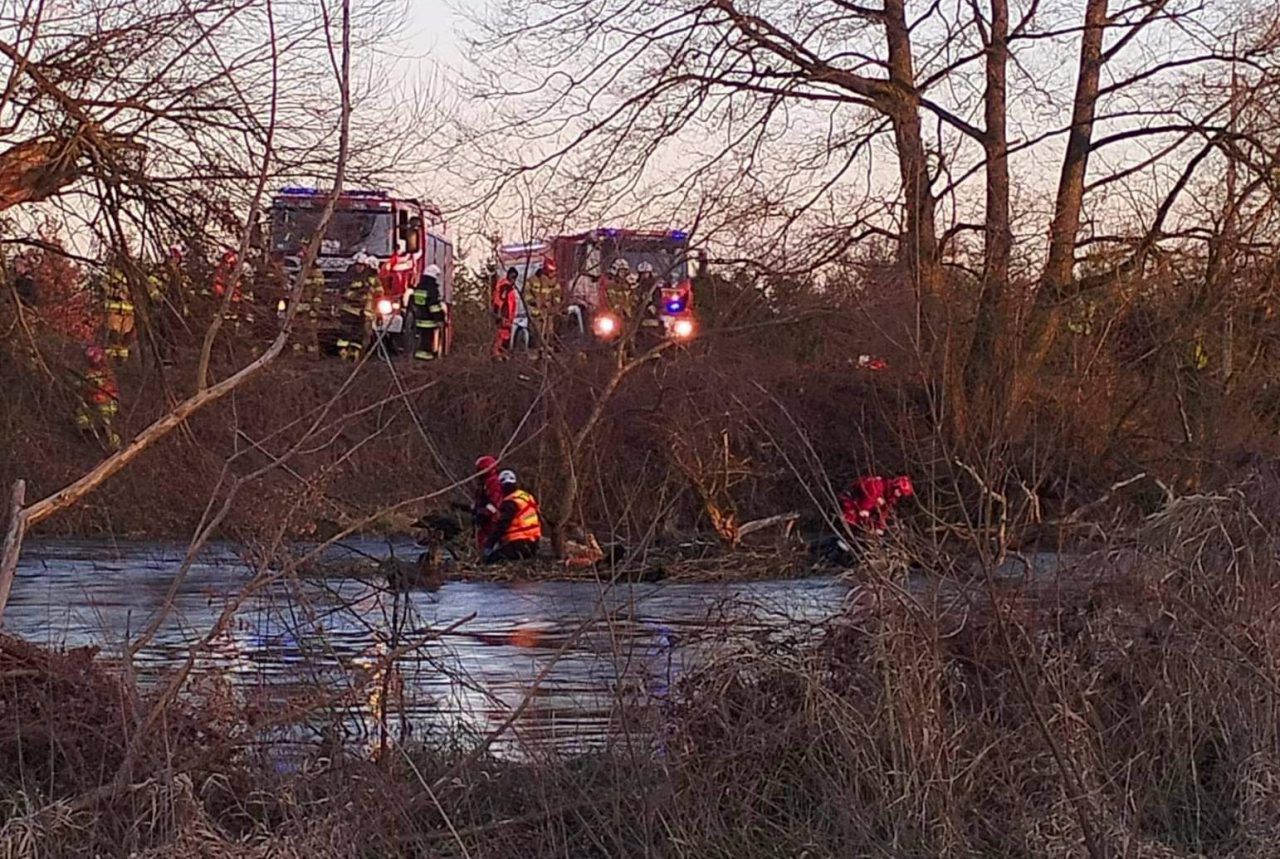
[4,321,1218,551]
[3,481,1277,856]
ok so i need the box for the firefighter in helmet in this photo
[603,257,634,320]
[636,261,664,343]
[292,266,325,356]
[102,268,135,361]
[412,264,447,361]
[337,253,380,360]
[525,258,560,352]
[483,469,542,562]
[76,345,122,450]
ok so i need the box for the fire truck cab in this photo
[550,228,701,341]
[268,188,454,355]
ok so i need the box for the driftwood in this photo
[735,511,800,541]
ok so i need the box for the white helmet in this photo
[636,261,654,275]
[424,264,441,279]
[610,257,630,274]
[498,469,518,486]
[354,252,373,267]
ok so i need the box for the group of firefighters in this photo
[332,255,447,363]
[488,256,670,357]
[461,454,914,566]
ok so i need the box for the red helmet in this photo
[85,345,106,365]
[475,455,498,472]
[891,476,914,498]
[543,257,557,275]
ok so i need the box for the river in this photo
[5,540,852,759]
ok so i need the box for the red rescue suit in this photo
[492,280,518,355]
[839,475,912,534]
[472,456,505,551]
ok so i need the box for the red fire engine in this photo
[499,228,701,344]
[268,188,454,355]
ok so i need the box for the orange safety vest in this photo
[500,489,542,545]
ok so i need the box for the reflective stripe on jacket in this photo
[500,489,542,545]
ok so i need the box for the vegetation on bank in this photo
[3,470,1279,857]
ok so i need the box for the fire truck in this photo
[500,228,700,344]
[267,187,454,355]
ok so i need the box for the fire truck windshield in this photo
[619,249,688,282]
[270,206,394,257]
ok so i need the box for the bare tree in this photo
[458,0,1280,441]
[0,0,364,622]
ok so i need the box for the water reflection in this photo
[8,540,848,756]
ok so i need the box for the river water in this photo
[6,540,851,758]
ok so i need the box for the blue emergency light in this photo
[669,229,687,240]
[278,187,387,197]
[665,298,685,313]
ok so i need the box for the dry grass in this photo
[3,467,1280,857]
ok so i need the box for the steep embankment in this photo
[2,339,915,542]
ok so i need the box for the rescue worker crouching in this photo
[813,474,915,566]
[76,345,122,451]
[484,469,542,563]
[337,253,380,360]
[411,264,447,361]
[469,454,504,553]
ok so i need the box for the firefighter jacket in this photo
[495,489,542,546]
[413,277,446,328]
[341,271,381,318]
[525,274,560,317]
[602,274,634,318]
[82,366,120,408]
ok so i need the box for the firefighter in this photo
[102,269,135,361]
[470,454,504,553]
[813,474,914,565]
[492,268,519,358]
[839,474,914,536]
[525,259,560,351]
[411,265,447,361]
[492,267,518,317]
[213,248,255,335]
[337,253,380,360]
[603,257,634,319]
[293,266,325,356]
[483,469,542,563]
[637,261,663,342]
[76,345,122,451]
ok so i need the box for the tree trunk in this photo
[0,481,26,619]
[882,0,943,364]
[963,0,1012,433]
[1016,0,1109,401]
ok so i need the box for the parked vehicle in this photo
[268,187,455,356]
